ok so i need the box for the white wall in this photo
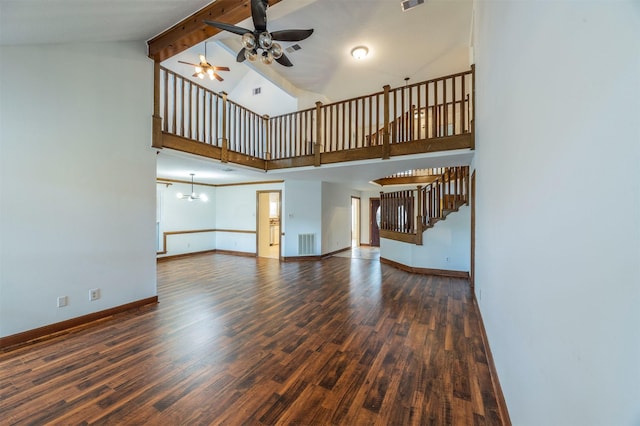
[0,42,157,337]
[157,181,216,257]
[228,71,298,116]
[474,1,640,425]
[321,182,357,253]
[216,182,283,254]
[414,204,469,271]
[282,180,322,256]
[380,205,470,272]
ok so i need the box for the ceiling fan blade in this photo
[204,20,252,36]
[213,66,231,72]
[236,48,247,63]
[270,29,314,42]
[214,73,224,82]
[178,61,199,67]
[251,0,268,32]
[275,53,293,67]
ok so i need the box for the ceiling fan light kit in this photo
[204,0,313,67]
[178,43,230,81]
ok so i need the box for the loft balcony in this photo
[151,65,475,170]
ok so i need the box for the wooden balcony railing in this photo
[380,166,470,245]
[153,65,475,170]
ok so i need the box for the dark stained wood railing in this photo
[380,166,470,245]
[155,67,474,169]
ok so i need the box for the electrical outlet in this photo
[57,296,68,308]
[445,256,450,262]
[90,288,100,301]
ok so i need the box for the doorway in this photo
[351,196,361,247]
[257,190,281,259]
[369,198,380,247]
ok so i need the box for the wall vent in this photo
[252,87,261,95]
[401,0,424,12]
[298,233,315,255]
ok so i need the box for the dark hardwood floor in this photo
[1,253,503,425]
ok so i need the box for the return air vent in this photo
[401,0,424,12]
[298,233,315,255]
[286,44,302,54]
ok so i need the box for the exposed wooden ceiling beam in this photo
[147,0,283,62]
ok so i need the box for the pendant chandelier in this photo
[176,174,208,202]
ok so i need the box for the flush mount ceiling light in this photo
[176,173,208,202]
[351,46,369,60]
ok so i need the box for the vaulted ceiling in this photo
[1,0,474,188]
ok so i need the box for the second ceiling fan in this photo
[205,0,313,67]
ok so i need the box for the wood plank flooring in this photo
[0,253,503,425]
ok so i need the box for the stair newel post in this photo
[471,64,476,150]
[263,114,270,170]
[382,85,391,159]
[221,91,228,163]
[314,101,323,167]
[416,186,423,245]
[152,59,163,149]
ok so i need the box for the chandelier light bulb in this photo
[245,49,258,62]
[258,32,272,50]
[270,43,283,59]
[176,192,183,199]
[261,51,274,65]
[242,33,256,50]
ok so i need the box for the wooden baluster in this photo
[172,73,177,135]
[452,76,457,135]
[383,85,390,159]
[195,86,200,141]
[416,84,422,139]
[315,101,322,166]
[220,92,228,162]
[214,95,219,146]
[180,78,185,136]
[296,112,301,157]
[162,67,168,133]
[461,74,466,133]
[425,82,430,139]
[368,96,373,150]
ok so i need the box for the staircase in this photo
[379,166,469,245]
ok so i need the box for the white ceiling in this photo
[1,0,474,190]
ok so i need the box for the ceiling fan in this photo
[178,43,230,81]
[204,0,313,67]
